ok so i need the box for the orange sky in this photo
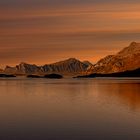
[0,1,140,67]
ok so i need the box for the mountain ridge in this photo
[2,58,93,76]
[0,42,140,77]
[87,42,140,74]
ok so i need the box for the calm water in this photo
[0,78,140,140]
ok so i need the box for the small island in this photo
[44,74,63,79]
[27,74,63,79]
[0,74,16,78]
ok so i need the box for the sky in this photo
[0,0,140,67]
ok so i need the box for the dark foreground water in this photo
[0,78,140,140]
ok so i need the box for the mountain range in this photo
[0,42,140,77]
[2,58,92,76]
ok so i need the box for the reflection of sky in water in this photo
[0,78,140,140]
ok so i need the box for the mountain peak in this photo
[83,61,93,66]
[19,62,28,66]
[67,58,79,62]
[42,58,89,75]
[19,62,29,66]
[5,65,11,69]
[129,42,140,47]
[50,58,80,66]
[117,42,140,56]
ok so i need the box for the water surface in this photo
[0,78,140,140]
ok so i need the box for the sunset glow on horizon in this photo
[0,0,140,67]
